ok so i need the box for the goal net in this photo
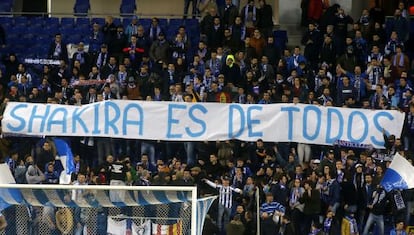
[0,184,216,235]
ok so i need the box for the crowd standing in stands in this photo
[0,0,414,234]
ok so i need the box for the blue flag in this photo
[54,138,75,175]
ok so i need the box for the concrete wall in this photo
[50,0,276,19]
[51,0,185,17]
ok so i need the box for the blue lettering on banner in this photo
[167,104,186,138]
[326,108,344,144]
[92,103,101,134]
[72,106,89,133]
[280,106,300,140]
[123,103,144,135]
[371,111,393,146]
[46,108,68,133]
[303,106,321,140]
[6,103,27,132]
[28,105,50,133]
[186,104,207,137]
[104,101,120,135]
[228,105,245,138]
[1,102,404,148]
[247,106,263,137]
[347,111,368,143]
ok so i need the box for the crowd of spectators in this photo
[1,0,414,234]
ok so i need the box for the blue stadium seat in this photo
[76,17,90,27]
[13,16,29,26]
[27,24,43,34]
[122,18,132,28]
[45,17,60,27]
[91,17,105,26]
[120,0,136,16]
[185,18,198,27]
[60,27,76,37]
[169,18,184,28]
[138,18,151,29]
[0,0,13,13]
[0,17,12,25]
[13,25,27,36]
[75,24,91,35]
[67,34,82,44]
[74,0,90,16]
[158,18,168,28]
[113,18,122,27]
[61,17,75,26]
[45,25,60,36]
[29,16,45,25]
[273,30,288,50]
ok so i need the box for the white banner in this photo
[1,101,405,148]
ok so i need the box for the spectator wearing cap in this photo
[319,149,335,173]
[203,176,243,232]
[149,32,170,65]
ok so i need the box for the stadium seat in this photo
[113,18,122,27]
[122,18,132,28]
[185,18,198,27]
[91,17,105,26]
[169,18,184,27]
[45,17,60,28]
[158,18,168,29]
[120,0,136,16]
[45,25,60,37]
[76,17,90,27]
[67,34,82,44]
[0,17,12,25]
[61,17,75,26]
[0,0,13,13]
[29,16,46,25]
[273,30,288,50]
[14,16,29,26]
[138,18,151,29]
[74,0,90,16]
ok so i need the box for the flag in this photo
[0,163,23,211]
[54,138,75,184]
[381,153,414,192]
[196,196,217,235]
[133,220,151,235]
[151,221,182,235]
[108,217,145,235]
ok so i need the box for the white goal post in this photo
[0,184,208,235]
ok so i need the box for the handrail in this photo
[0,11,197,19]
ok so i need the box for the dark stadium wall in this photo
[22,0,47,15]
